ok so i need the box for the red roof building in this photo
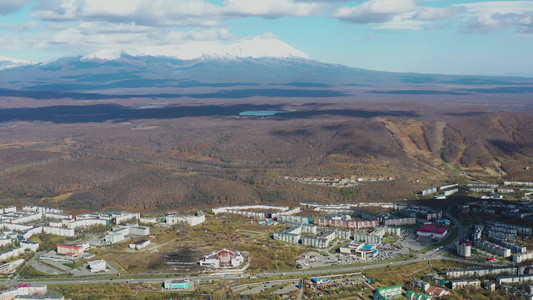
[416,224,449,239]
[426,285,451,297]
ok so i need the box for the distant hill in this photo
[1,50,533,95]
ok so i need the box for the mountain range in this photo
[1,36,533,95]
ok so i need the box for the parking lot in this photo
[297,243,405,270]
[232,279,300,296]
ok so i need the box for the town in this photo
[0,180,531,299]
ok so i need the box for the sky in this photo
[0,0,532,76]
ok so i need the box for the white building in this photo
[199,249,244,268]
[129,226,150,236]
[2,207,16,213]
[64,218,109,230]
[513,252,533,263]
[0,242,39,262]
[457,241,472,258]
[165,211,205,226]
[105,231,126,244]
[139,217,158,224]
[0,223,31,232]
[49,221,63,227]
[22,226,43,240]
[112,212,140,224]
[43,226,75,237]
[22,206,63,214]
[88,260,106,272]
[129,239,150,250]
[44,212,72,220]
[12,212,42,224]
[0,239,11,248]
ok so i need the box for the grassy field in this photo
[69,216,305,274]
[49,282,212,300]
[362,259,474,288]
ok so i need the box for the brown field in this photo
[0,90,532,211]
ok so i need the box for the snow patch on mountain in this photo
[82,35,312,61]
[0,55,36,69]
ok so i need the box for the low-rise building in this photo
[301,230,335,249]
[314,217,379,229]
[43,226,75,237]
[104,231,126,244]
[13,295,65,300]
[492,237,527,253]
[165,210,205,226]
[406,290,432,300]
[87,260,106,272]
[449,279,481,290]
[497,274,533,285]
[473,239,511,257]
[129,239,150,250]
[445,266,516,278]
[514,252,533,263]
[416,225,448,240]
[129,226,150,236]
[339,241,378,259]
[425,286,451,297]
[374,285,403,300]
[0,284,48,300]
[57,243,84,256]
[164,279,190,290]
[199,249,243,268]
[277,215,311,225]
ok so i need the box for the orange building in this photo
[57,243,84,256]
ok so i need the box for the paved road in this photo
[15,253,495,287]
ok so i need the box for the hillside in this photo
[0,54,532,210]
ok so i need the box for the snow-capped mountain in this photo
[81,36,312,61]
[1,35,532,96]
[0,55,35,69]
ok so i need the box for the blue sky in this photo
[1,0,532,76]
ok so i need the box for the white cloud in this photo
[332,0,417,23]
[330,0,533,32]
[458,1,533,33]
[464,11,533,33]
[32,0,325,27]
[33,0,224,26]
[223,0,325,17]
[413,6,465,21]
[0,21,38,31]
[458,1,533,15]
[373,17,429,30]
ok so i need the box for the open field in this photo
[0,76,531,211]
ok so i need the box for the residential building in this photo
[457,241,472,258]
[473,239,511,257]
[374,285,403,300]
[449,279,481,290]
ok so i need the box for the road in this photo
[14,254,494,287]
